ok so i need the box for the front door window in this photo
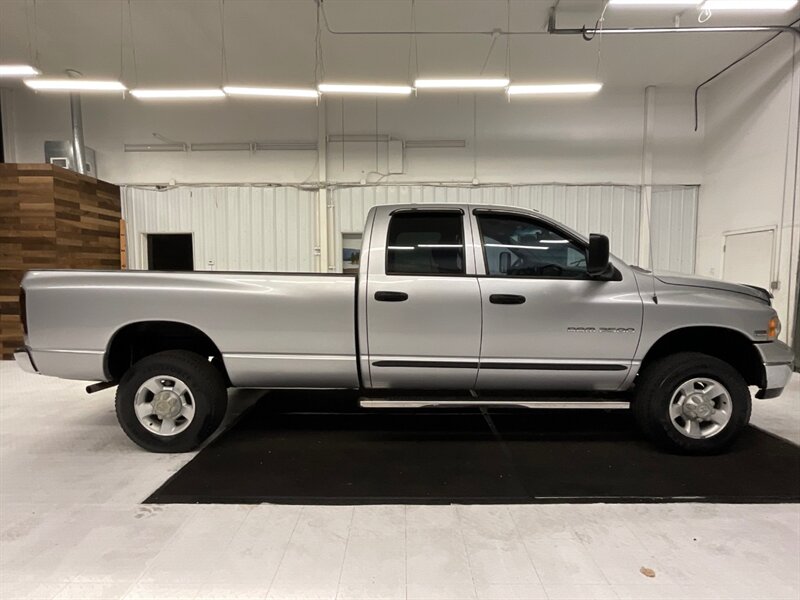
[476,213,587,279]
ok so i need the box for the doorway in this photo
[722,228,775,290]
[146,234,194,271]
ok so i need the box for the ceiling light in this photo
[507,83,603,96]
[130,89,225,99]
[223,86,319,99]
[0,64,40,77]
[608,0,700,5]
[25,79,126,92]
[318,83,413,95]
[414,78,510,90]
[702,0,797,9]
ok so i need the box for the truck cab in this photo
[359,204,641,392]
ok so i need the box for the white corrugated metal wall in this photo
[334,184,658,271]
[123,184,697,274]
[123,187,317,271]
[650,186,698,274]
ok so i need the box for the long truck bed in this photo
[22,270,360,388]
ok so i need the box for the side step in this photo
[359,398,630,410]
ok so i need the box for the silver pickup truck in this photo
[15,203,794,454]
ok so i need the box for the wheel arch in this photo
[104,320,230,385]
[638,326,764,387]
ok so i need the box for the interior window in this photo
[477,213,587,278]
[386,212,465,275]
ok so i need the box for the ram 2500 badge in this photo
[15,204,794,453]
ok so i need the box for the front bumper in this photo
[754,340,795,399]
[13,347,38,375]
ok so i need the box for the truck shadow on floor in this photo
[146,390,800,505]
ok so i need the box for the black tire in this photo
[115,350,227,453]
[633,351,751,455]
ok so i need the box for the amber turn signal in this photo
[768,316,781,339]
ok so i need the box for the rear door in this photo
[471,209,642,391]
[364,207,482,389]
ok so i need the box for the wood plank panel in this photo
[0,164,121,358]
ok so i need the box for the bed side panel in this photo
[22,271,358,387]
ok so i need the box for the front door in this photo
[365,208,482,389]
[471,209,642,391]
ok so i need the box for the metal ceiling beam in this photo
[546,9,800,40]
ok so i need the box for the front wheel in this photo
[115,350,228,453]
[633,352,751,454]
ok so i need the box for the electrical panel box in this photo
[44,140,98,177]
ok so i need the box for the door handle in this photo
[490,294,526,305]
[374,291,409,302]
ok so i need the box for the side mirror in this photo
[587,233,611,277]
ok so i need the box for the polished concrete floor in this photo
[1,362,798,600]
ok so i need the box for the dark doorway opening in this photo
[147,234,194,271]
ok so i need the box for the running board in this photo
[359,398,630,410]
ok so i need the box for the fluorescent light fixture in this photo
[318,83,413,95]
[702,0,797,9]
[0,64,40,77]
[130,88,225,99]
[609,0,700,5]
[223,86,318,99]
[414,78,510,90]
[508,83,603,96]
[541,239,570,244]
[25,79,126,92]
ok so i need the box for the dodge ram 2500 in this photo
[15,203,794,454]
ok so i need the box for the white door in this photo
[723,229,774,290]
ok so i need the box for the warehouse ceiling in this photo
[0,0,798,90]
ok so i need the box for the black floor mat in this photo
[146,391,800,504]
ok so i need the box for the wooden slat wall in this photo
[0,164,121,359]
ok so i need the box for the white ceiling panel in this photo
[0,0,797,89]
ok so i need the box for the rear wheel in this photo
[633,352,751,454]
[115,350,227,453]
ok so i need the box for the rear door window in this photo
[386,212,465,275]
